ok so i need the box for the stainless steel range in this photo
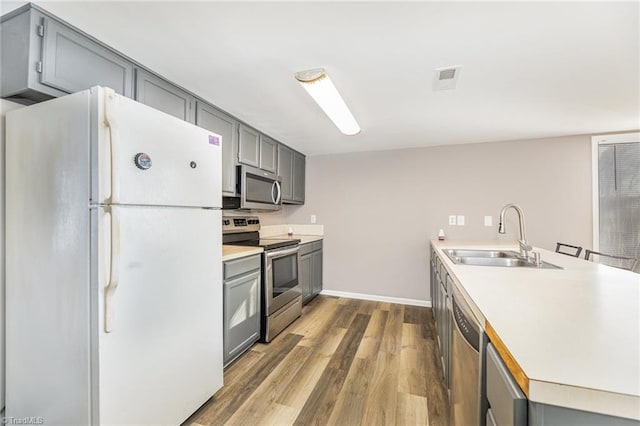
[223,216,302,342]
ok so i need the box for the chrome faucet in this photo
[498,203,533,260]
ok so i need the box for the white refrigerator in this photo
[5,87,223,425]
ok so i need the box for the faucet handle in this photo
[518,239,533,253]
[533,252,542,266]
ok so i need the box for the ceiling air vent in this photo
[433,65,462,91]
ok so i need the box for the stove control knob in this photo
[134,153,152,170]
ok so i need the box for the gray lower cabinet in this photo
[259,135,278,174]
[300,240,323,304]
[135,68,195,123]
[430,246,451,388]
[300,253,313,302]
[238,124,260,168]
[528,402,640,426]
[311,250,323,296]
[486,343,527,426]
[1,5,133,102]
[196,102,238,196]
[431,246,451,389]
[223,254,261,366]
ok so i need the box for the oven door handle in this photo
[266,246,300,259]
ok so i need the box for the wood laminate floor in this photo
[186,296,449,426]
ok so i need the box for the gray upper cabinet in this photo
[1,5,310,202]
[277,145,294,202]
[196,102,238,196]
[1,5,133,102]
[278,146,305,205]
[259,136,278,174]
[238,124,260,168]
[135,69,194,123]
[41,18,133,97]
[292,152,306,204]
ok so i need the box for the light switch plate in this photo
[449,215,457,225]
[311,214,317,224]
[484,216,493,227]
[457,215,465,226]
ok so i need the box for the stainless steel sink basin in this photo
[443,249,562,269]
[444,249,519,259]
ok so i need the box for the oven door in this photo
[264,246,301,315]
[239,165,282,211]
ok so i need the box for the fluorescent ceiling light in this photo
[295,68,361,136]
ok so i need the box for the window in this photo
[592,133,640,266]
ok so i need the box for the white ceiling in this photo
[3,1,639,155]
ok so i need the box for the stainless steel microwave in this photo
[236,165,282,211]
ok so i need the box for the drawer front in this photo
[224,254,261,279]
[311,240,323,252]
[299,242,315,256]
[486,343,527,426]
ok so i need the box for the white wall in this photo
[0,99,25,411]
[280,135,594,302]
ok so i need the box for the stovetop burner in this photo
[229,238,300,251]
[222,216,301,250]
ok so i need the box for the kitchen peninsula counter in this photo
[222,245,263,262]
[430,240,640,421]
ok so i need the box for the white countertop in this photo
[222,245,263,262]
[260,224,324,238]
[431,240,640,420]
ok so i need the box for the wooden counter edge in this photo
[485,321,530,398]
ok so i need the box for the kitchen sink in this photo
[444,249,519,258]
[443,249,562,269]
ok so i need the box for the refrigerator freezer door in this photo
[96,88,222,208]
[96,205,223,424]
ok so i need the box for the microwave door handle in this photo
[275,181,282,204]
[271,181,277,204]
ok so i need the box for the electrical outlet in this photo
[457,215,465,226]
[484,216,493,227]
[310,214,317,224]
[449,215,457,225]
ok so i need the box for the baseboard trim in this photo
[320,289,432,308]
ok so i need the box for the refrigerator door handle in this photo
[105,205,121,332]
[104,88,120,204]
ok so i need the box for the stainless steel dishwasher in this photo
[450,284,488,426]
